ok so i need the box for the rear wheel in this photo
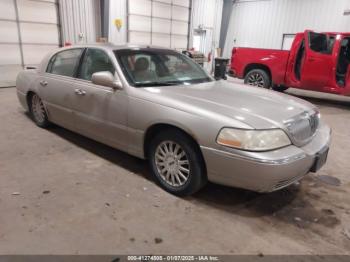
[148,129,207,196]
[244,69,271,89]
[29,93,50,128]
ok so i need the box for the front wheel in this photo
[244,69,271,89]
[148,129,207,196]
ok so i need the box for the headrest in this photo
[135,57,149,71]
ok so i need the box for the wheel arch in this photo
[26,90,50,118]
[244,63,272,82]
[26,91,36,109]
[143,123,205,163]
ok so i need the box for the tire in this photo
[28,93,50,128]
[148,129,207,196]
[244,69,271,89]
[272,84,289,92]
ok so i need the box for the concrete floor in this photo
[0,86,350,255]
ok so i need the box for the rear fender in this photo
[16,70,40,95]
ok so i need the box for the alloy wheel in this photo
[247,73,265,87]
[31,94,46,124]
[154,141,190,187]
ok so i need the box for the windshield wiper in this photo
[134,81,181,87]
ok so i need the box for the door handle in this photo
[74,88,86,95]
[39,80,48,86]
[308,57,316,62]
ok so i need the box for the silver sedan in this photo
[16,44,331,196]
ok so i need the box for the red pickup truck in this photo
[229,30,350,95]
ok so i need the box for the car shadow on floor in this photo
[286,91,350,110]
[190,182,299,217]
[30,116,301,221]
[47,124,154,182]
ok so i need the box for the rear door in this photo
[300,31,335,90]
[39,48,84,129]
[71,48,129,150]
[334,35,350,95]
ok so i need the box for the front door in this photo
[300,31,335,91]
[71,48,129,150]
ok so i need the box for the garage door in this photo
[0,0,60,87]
[127,0,190,50]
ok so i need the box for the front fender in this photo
[126,96,235,159]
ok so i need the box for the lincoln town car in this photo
[16,44,331,196]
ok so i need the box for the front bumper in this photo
[201,123,331,192]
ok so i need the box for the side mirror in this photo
[91,71,123,90]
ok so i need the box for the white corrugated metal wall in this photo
[108,0,127,44]
[223,0,350,57]
[126,0,191,49]
[0,0,60,87]
[108,0,223,53]
[109,0,192,48]
[191,0,223,46]
[59,0,101,44]
[191,0,223,71]
[191,0,223,50]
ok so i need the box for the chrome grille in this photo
[284,111,319,145]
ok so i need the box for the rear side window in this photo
[47,49,83,77]
[77,48,115,81]
[309,32,334,54]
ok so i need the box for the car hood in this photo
[138,80,316,129]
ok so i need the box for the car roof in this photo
[60,43,173,52]
[39,43,181,73]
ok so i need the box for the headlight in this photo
[216,128,291,151]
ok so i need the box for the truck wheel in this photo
[272,84,289,92]
[244,69,271,89]
[148,129,207,196]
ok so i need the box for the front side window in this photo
[114,49,212,87]
[327,36,336,54]
[47,49,83,77]
[309,32,335,54]
[78,48,115,81]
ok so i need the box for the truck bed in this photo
[230,47,290,85]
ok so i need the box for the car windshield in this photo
[114,49,212,87]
